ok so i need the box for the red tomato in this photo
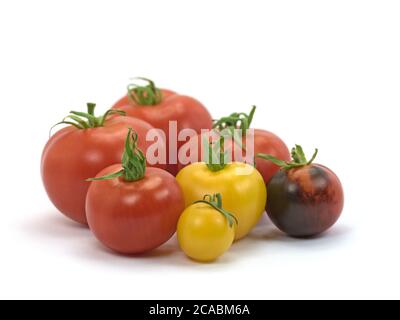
[112,79,213,175]
[41,104,165,225]
[177,107,290,184]
[253,129,291,183]
[86,129,185,254]
[86,165,184,254]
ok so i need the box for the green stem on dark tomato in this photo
[257,145,318,170]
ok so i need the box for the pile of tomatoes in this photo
[41,78,344,262]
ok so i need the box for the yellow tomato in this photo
[177,200,235,262]
[176,162,267,240]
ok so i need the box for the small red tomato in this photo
[86,129,185,254]
[112,78,213,175]
[259,145,344,237]
[178,106,290,184]
[41,103,165,225]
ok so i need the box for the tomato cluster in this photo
[41,78,344,262]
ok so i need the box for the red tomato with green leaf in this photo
[86,129,185,254]
[177,106,290,184]
[112,78,213,175]
[41,103,165,225]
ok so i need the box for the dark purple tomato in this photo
[266,164,344,237]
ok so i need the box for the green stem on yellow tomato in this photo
[205,135,228,172]
[194,194,238,228]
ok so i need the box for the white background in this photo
[0,0,399,300]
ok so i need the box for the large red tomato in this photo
[41,104,165,225]
[86,129,185,254]
[177,106,290,184]
[112,78,213,175]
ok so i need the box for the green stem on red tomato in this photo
[51,103,126,133]
[127,77,163,106]
[86,102,96,116]
[212,105,256,151]
[87,128,146,182]
[97,109,126,126]
[121,129,146,181]
[257,145,319,170]
[213,105,256,132]
[194,193,238,228]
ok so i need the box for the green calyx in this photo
[52,103,126,131]
[206,107,258,170]
[127,77,163,106]
[212,105,256,151]
[257,145,318,170]
[87,128,146,182]
[213,105,256,132]
[204,135,228,172]
[194,194,238,228]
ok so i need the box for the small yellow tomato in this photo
[177,194,236,262]
[176,162,267,240]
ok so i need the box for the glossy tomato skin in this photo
[267,164,344,237]
[113,89,213,176]
[178,202,235,262]
[41,117,164,225]
[176,162,267,241]
[178,129,290,184]
[253,129,291,183]
[86,165,185,254]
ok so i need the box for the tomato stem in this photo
[213,105,256,132]
[257,145,319,170]
[212,105,256,151]
[194,194,238,228]
[87,103,96,116]
[87,128,146,182]
[121,129,146,181]
[50,103,126,134]
[127,77,163,106]
[205,135,228,172]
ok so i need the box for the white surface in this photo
[0,0,399,300]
